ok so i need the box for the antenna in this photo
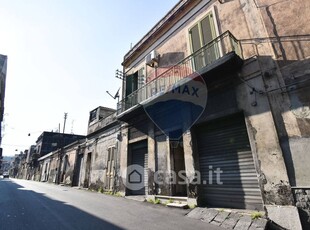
[106,87,120,103]
[63,113,68,134]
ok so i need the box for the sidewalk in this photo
[187,207,268,230]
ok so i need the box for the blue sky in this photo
[0,0,178,156]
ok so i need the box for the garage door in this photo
[130,141,148,195]
[196,114,263,210]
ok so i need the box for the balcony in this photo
[117,31,243,121]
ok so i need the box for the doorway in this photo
[84,152,92,188]
[128,140,148,195]
[195,113,263,210]
[73,154,83,186]
[170,140,187,196]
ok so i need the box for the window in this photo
[37,145,41,154]
[189,12,219,70]
[89,109,97,123]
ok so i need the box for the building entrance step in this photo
[166,203,188,209]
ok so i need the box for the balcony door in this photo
[125,68,145,109]
[125,72,138,109]
[189,12,219,71]
[125,72,138,97]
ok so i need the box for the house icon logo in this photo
[122,164,145,191]
[128,169,142,184]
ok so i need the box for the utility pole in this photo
[56,112,68,184]
[63,113,68,134]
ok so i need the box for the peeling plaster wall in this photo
[124,0,255,77]
[253,1,310,226]
[147,123,156,195]
[135,0,295,206]
[119,125,128,195]
[85,126,120,191]
[61,147,77,186]
[293,188,310,229]
[154,133,170,195]
[40,158,51,182]
[47,154,59,184]
[258,0,310,65]
[237,58,294,206]
[279,59,310,186]
[183,131,197,199]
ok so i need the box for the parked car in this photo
[3,172,9,178]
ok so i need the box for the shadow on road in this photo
[0,178,124,230]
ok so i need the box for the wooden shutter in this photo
[106,147,115,190]
[201,14,214,46]
[201,13,218,64]
[189,24,201,53]
[189,12,219,70]
[138,67,145,88]
[138,68,145,102]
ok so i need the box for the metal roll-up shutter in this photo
[130,141,148,195]
[196,114,263,210]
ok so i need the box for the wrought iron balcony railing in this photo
[117,31,242,115]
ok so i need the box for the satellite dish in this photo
[106,87,120,102]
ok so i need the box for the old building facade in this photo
[27,131,85,181]
[117,0,309,228]
[36,106,120,192]
[39,138,86,185]
[79,107,120,191]
[0,54,7,170]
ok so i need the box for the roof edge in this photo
[122,0,196,67]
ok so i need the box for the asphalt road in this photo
[0,178,222,230]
